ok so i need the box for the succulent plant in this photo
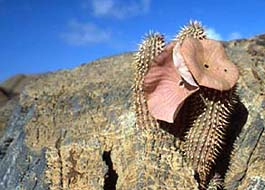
[134,20,239,189]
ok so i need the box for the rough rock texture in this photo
[223,35,265,190]
[0,34,264,189]
[0,74,38,138]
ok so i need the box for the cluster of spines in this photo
[182,87,237,189]
[175,20,207,44]
[207,173,224,190]
[134,32,165,129]
[135,32,165,77]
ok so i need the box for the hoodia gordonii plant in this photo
[134,21,239,189]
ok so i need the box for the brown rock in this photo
[0,33,264,189]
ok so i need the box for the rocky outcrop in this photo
[0,34,264,189]
[0,74,38,139]
[223,34,265,190]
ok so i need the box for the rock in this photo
[0,74,39,95]
[224,34,265,190]
[0,74,37,138]
[0,88,8,107]
[0,33,264,189]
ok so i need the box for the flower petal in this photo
[144,42,199,123]
[180,38,239,90]
[173,42,198,87]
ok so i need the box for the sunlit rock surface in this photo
[0,34,264,189]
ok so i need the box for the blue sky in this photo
[1,0,265,82]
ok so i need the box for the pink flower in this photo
[144,37,239,123]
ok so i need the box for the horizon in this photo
[1,0,265,82]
